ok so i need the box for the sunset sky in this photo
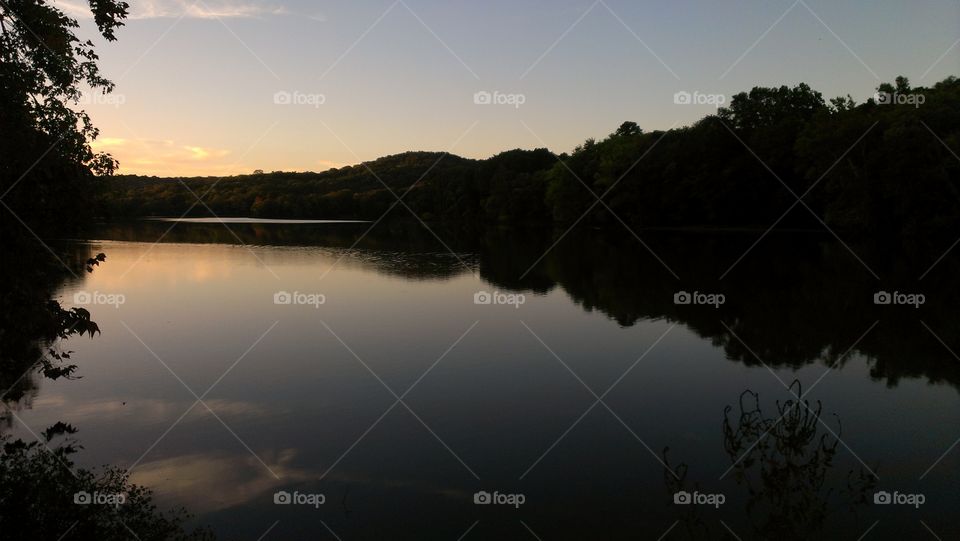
[59,0,960,177]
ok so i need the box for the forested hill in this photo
[97,76,960,236]
[100,151,482,220]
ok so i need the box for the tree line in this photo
[96,75,960,236]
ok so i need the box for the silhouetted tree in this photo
[0,0,127,231]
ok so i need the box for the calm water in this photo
[9,220,960,540]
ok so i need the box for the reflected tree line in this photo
[481,229,960,393]
[99,220,960,393]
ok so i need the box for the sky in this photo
[57,0,960,177]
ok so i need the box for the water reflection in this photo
[720,381,877,539]
[488,231,960,392]
[0,238,217,540]
[4,221,955,539]
[0,240,103,425]
[86,221,960,392]
[90,220,476,281]
[663,381,878,540]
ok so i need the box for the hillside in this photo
[96,76,960,235]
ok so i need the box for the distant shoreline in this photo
[126,217,828,235]
[147,217,371,224]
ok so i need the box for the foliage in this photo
[96,77,960,236]
[0,424,215,540]
[0,0,127,231]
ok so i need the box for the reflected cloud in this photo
[130,449,308,513]
[31,396,276,424]
[57,243,239,292]
[116,439,513,540]
[132,450,473,516]
[188,260,226,283]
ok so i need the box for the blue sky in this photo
[59,0,960,175]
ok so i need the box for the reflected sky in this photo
[8,224,960,539]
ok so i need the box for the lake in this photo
[7,220,959,540]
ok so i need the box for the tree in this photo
[0,0,128,230]
[718,83,825,131]
[614,121,642,137]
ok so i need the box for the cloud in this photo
[134,0,289,20]
[53,0,290,20]
[316,159,350,171]
[91,137,240,176]
[50,0,90,18]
